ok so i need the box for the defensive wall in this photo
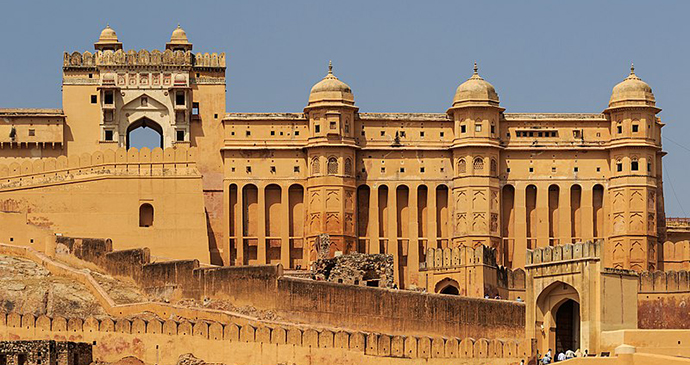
[0,243,531,365]
[0,146,210,263]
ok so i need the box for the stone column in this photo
[222,182,230,265]
[281,185,290,269]
[369,185,380,254]
[388,185,399,283]
[536,183,550,248]
[429,183,438,249]
[559,184,572,245]
[257,184,267,264]
[408,184,420,287]
[581,185,594,241]
[236,183,244,266]
[514,183,527,268]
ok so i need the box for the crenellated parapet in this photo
[638,270,690,293]
[525,241,601,266]
[0,146,199,190]
[62,50,225,70]
[421,244,497,271]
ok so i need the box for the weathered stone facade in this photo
[0,341,91,365]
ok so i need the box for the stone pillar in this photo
[222,182,230,265]
[408,184,420,287]
[536,183,550,247]
[281,185,291,268]
[369,185,380,254]
[388,185,399,284]
[236,183,244,266]
[514,184,527,268]
[257,184,267,264]
[429,183,438,249]
[559,184,572,245]
[581,185,594,241]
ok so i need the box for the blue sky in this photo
[2,1,690,216]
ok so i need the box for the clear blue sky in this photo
[2,1,689,216]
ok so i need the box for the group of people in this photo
[537,348,587,363]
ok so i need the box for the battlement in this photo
[63,50,225,70]
[0,146,199,191]
[421,245,497,271]
[525,241,602,266]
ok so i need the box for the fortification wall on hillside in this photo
[0,146,210,263]
[0,312,530,365]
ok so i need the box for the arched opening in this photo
[440,285,460,295]
[501,185,515,266]
[526,185,537,247]
[139,203,154,227]
[327,157,338,175]
[356,185,371,252]
[548,185,560,242]
[555,299,581,353]
[473,157,484,174]
[288,184,305,268]
[535,281,581,356]
[457,158,466,174]
[593,184,604,238]
[571,185,582,240]
[436,185,449,247]
[127,117,163,150]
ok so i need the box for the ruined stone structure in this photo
[0,340,92,365]
[3,25,690,365]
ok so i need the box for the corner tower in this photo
[303,62,359,260]
[447,64,505,262]
[603,64,664,271]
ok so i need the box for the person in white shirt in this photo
[557,351,566,361]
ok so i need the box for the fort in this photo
[1,25,690,364]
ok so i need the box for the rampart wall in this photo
[638,270,690,329]
[48,239,527,341]
[0,146,210,263]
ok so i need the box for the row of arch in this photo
[502,183,605,246]
[457,157,497,176]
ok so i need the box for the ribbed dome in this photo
[452,63,500,108]
[307,61,355,107]
[609,64,656,109]
[170,24,190,44]
[98,25,119,42]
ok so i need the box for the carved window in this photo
[457,158,466,174]
[311,157,320,175]
[141,96,148,107]
[490,159,497,176]
[139,203,154,227]
[473,157,484,173]
[344,158,353,176]
[328,157,339,175]
[631,158,639,171]
[344,120,350,134]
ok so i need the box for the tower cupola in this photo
[94,25,123,51]
[608,63,656,110]
[305,61,355,110]
[451,63,500,109]
[166,24,192,52]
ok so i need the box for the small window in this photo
[294,166,300,173]
[105,130,114,141]
[573,130,581,138]
[246,166,252,173]
[91,95,97,104]
[400,131,406,138]
[105,91,114,105]
[461,125,467,133]
[538,132,543,137]
[475,124,482,132]
[400,167,405,173]
[192,102,200,115]
[231,131,235,136]
[420,167,425,173]
[440,132,444,137]
[632,124,639,133]
[327,157,338,175]
[647,162,652,172]
[176,130,185,142]
[330,121,336,130]
[270,130,275,136]
[88,73,93,79]
[140,96,147,107]
[28,129,35,137]
[529,132,534,137]
[617,125,623,134]
[420,131,425,137]
[617,162,623,172]
[506,132,510,137]
[231,167,235,172]
[380,131,385,136]
[315,125,321,133]
[295,131,300,136]
[175,91,185,106]
[280,131,283,136]
[552,167,557,172]
[246,130,251,136]
[139,203,154,227]
[596,167,601,172]
[529,167,534,173]
[440,167,445,172]
[507,167,511,173]
[344,122,350,133]
[214,113,218,119]
[574,167,579,172]
[381,167,386,173]
[631,161,639,171]
[491,125,495,134]
[270,166,276,173]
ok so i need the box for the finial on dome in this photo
[473,62,478,75]
[328,60,333,74]
[177,23,181,29]
[630,62,635,75]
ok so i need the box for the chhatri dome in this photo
[166,24,193,51]
[608,63,656,109]
[94,25,122,51]
[306,61,355,108]
[451,63,500,108]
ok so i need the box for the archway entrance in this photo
[440,285,459,295]
[127,118,163,150]
[555,299,580,353]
